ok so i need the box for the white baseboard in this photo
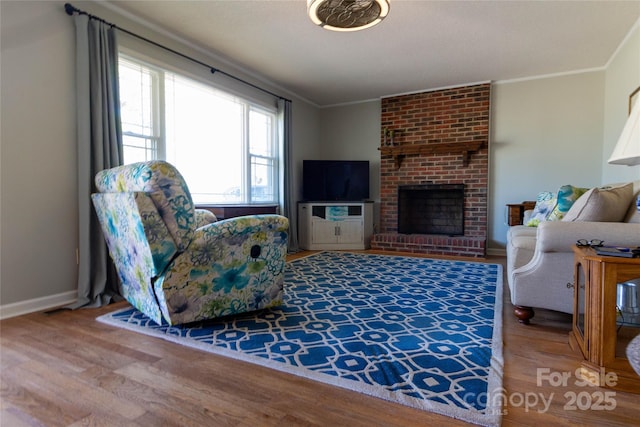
[486,247,506,257]
[0,291,77,320]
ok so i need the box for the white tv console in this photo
[298,201,374,250]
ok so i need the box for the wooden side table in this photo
[569,246,640,394]
[506,201,536,226]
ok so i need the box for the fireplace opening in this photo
[398,184,464,235]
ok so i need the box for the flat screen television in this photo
[302,160,370,202]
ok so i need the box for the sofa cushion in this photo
[507,224,537,240]
[563,183,634,222]
[525,191,556,226]
[547,185,589,221]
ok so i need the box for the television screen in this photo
[303,160,370,201]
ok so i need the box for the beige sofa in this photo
[507,180,640,324]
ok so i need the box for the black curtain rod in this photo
[64,3,291,103]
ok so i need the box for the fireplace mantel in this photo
[379,140,485,168]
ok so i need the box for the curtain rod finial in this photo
[64,3,77,16]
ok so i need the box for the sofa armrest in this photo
[536,221,640,253]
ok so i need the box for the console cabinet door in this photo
[312,220,338,244]
[336,220,364,244]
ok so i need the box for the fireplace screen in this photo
[398,184,464,235]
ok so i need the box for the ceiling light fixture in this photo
[307,0,390,32]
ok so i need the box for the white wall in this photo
[1,1,78,310]
[318,102,381,197]
[0,1,321,315]
[291,100,323,204]
[318,101,382,229]
[490,72,606,249]
[491,24,640,251]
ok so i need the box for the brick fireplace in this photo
[371,83,490,257]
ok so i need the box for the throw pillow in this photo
[547,185,589,221]
[562,183,634,222]
[525,191,557,227]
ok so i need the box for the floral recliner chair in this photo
[91,160,289,325]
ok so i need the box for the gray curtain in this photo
[278,99,299,253]
[72,15,123,308]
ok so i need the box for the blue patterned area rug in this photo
[98,251,503,426]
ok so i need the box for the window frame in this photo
[119,55,166,162]
[117,51,280,206]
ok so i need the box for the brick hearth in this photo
[371,83,490,257]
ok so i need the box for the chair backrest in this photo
[92,191,165,324]
[95,161,196,251]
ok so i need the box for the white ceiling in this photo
[106,1,640,107]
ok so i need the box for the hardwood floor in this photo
[1,251,639,426]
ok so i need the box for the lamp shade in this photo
[308,0,390,32]
[608,97,640,166]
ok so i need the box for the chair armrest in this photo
[166,214,289,279]
[160,214,289,324]
[195,209,217,228]
[536,221,640,253]
[194,214,289,249]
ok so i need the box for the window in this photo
[118,55,279,205]
[119,58,163,162]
